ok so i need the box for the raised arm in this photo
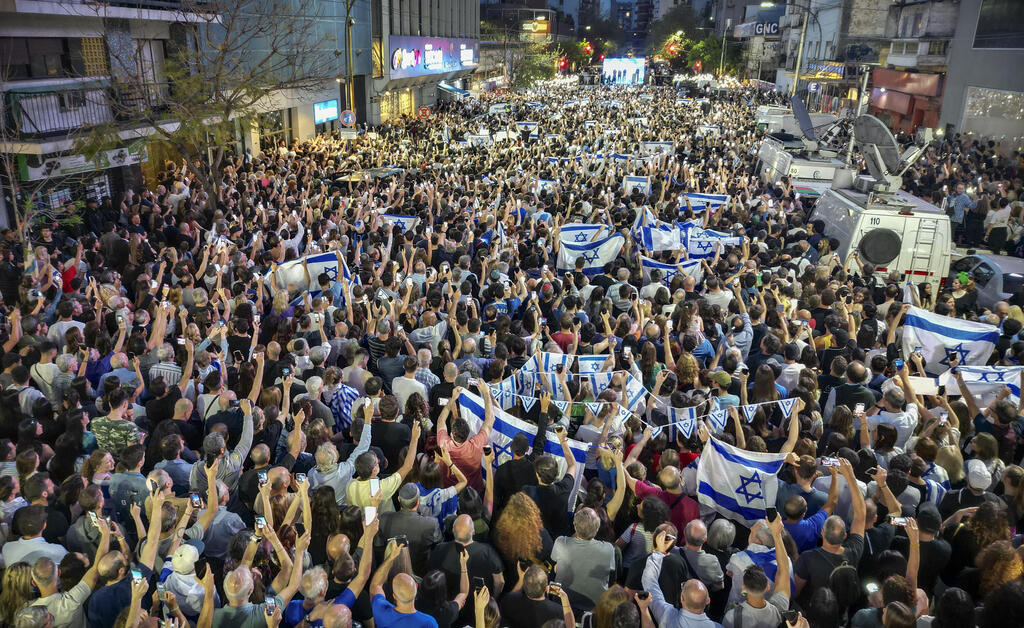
[841,459,866,537]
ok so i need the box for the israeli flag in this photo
[560,223,607,245]
[938,365,1023,407]
[697,437,789,526]
[685,227,742,259]
[576,355,609,375]
[622,373,648,411]
[328,383,361,432]
[516,121,540,138]
[901,307,999,373]
[557,233,625,276]
[642,141,675,155]
[381,214,419,232]
[458,391,587,511]
[640,255,703,285]
[268,252,349,296]
[708,409,728,433]
[632,209,683,252]
[582,371,615,397]
[541,352,572,374]
[681,193,730,212]
[524,102,545,109]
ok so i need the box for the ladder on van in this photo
[906,218,940,280]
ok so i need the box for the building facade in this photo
[938,0,1024,142]
[0,0,371,226]
[370,0,480,123]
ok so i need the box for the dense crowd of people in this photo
[0,76,1023,628]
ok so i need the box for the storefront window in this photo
[962,86,1024,146]
[258,109,292,152]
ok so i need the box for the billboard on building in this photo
[389,36,479,80]
[314,99,339,124]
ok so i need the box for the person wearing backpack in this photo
[722,512,791,628]
[793,458,867,606]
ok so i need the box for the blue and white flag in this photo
[938,365,1023,407]
[902,307,999,373]
[632,208,683,252]
[458,391,588,511]
[685,227,742,259]
[741,404,759,423]
[381,214,419,232]
[552,400,572,416]
[681,193,730,212]
[622,373,648,411]
[560,223,607,244]
[776,397,798,418]
[519,395,537,413]
[708,409,728,433]
[541,352,572,374]
[557,233,625,276]
[269,251,352,297]
[697,437,789,526]
[640,255,703,285]
[328,383,361,432]
[576,355,609,375]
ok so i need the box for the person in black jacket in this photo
[492,392,550,516]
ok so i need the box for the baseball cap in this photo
[916,503,942,535]
[710,371,732,387]
[966,459,992,490]
[171,543,199,574]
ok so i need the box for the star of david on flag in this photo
[901,307,998,374]
[696,437,788,525]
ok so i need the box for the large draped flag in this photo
[632,208,683,252]
[560,223,607,244]
[557,233,625,276]
[697,437,788,526]
[267,251,353,297]
[458,391,587,511]
[681,193,729,212]
[684,226,743,259]
[381,214,419,232]
[938,365,1023,407]
[640,255,703,285]
[901,307,999,373]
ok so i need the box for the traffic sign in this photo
[417,105,431,120]
[340,110,355,127]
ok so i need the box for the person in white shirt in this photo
[1,505,67,568]
[775,343,805,395]
[392,357,427,412]
[30,518,111,628]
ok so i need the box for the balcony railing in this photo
[2,80,171,139]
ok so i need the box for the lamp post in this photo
[791,10,807,96]
[718,19,731,76]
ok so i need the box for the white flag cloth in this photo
[380,214,419,232]
[557,233,624,276]
[901,307,999,373]
[267,252,350,295]
[938,365,1023,407]
[640,255,703,285]
[681,192,729,212]
[560,223,608,244]
[457,391,587,511]
[632,208,683,252]
[696,437,788,526]
[684,226,742,259]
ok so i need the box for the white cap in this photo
[171,544,199,574]
[966,459,992,491]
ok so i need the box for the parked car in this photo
[947,254,1024,310]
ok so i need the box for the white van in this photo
[755,106,837,134]
[810,187,952,294]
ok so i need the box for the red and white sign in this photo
[417,106,431,120]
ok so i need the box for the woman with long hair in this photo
[638,342,662,390]
[0,562,32,625]
[592,585,631,628]
[942,500,1009,584]
[961,540,1024,602]
[493,492,552,570]
[416,567,470,628]
[309,486,341,567]
[970,433,1005,488]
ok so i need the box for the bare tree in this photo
[78,0,340,211]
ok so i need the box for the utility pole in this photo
[790,10,807,97]
[718,18,731,76]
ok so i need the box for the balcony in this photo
[887,40,949,70]
[2,78,170,139]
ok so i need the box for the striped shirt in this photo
[149,361,183,387]
[414,367,440,393]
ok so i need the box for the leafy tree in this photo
[647,4,700,56]
[509,42,556,87]
[77,0,339,212]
